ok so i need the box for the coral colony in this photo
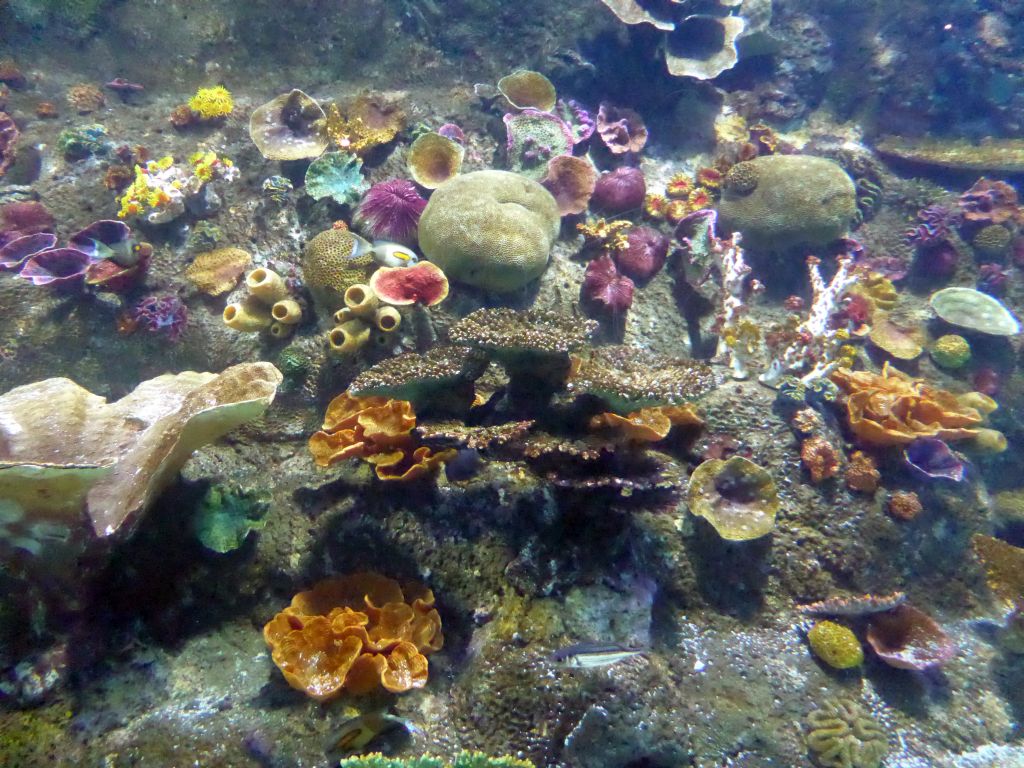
[3,1,1024,766]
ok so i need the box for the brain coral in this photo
[417,170,560,292]
[718,155,857,251]
[263,572,443,701]
[301,227,377,318]
[805,698,888,768]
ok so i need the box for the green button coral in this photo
[718,155,857,251]
[807,620,864,669]
[301,227,377,318]
[417,170,560,292]
[930,334,971,369]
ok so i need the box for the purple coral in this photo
[904,437,965,482]
[18,247,92,289]
[591,167,646,215]
[356,179,428,244]
[557,99,595,145]
[977,262,1011,296]
[437,123,465,144]
[582,254,634,317]
[905,205,955,247]
[617,226,669,283]
[0,232,57,270]
[131,295,188,342]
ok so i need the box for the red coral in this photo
[582,254,634,317]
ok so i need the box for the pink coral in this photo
[356,179,428,244]
[617,225,669,282]
[596,103,648,155]
[582,254,634,317]
[591,167,646,215]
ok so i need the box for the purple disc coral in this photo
[69,219,138,265]
[596,103,648,155]
[437,123,465,144]
[356,179,428,244]
[18,247,92,289]
[503,109,574,179]
[131,295,189,342]
[617,226,669,283]
[914,241,958,281]
[903,437,965,482]
[582,254,634,317]
[0,232,57,270]
[591,167,646,215]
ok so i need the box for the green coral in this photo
[185,220,224,252]
[304,151,369,205]
[57,124,109,160]
[192,485,269,554]
[929,334,971,370]
[339,754,532,768]
[805,698,888,768]
[971,224,1012,259]
[276,345,311,392]
[717,155,857,251]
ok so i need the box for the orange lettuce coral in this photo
[589,404,703,442]
[308,393,454,480]
[263,572,443,700]
[830,363,989,447]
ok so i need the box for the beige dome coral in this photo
[417,170,560,292]
[718,155,857,252]
[301,226,377,318]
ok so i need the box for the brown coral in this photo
[887,491,923,521]
[308,393,454,481]
[801,436,840,484]
[184,247,252,296]
[973,533,1024,607]
[844,451,881,493]
[263,572,443,700]
[66,84,105,114]
[830,364,987,447]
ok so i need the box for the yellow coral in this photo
[807,621,864,669]
[188,85,233,120]
[577,218,631,254]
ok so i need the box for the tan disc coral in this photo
[249,89,328,161]
[263,572,443,700]
[418,170,560,292]
[687,456,779,540]
[0,363,283,552]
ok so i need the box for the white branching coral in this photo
[713,232,762,380]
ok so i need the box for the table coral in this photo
[805,698,888,768]
[263,573,443,701]
[830,364,990,447]
[349,346,487,412]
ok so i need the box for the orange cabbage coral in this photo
[589,404,703,442]
[830,363,989,447]
[308,393,454,480]
[263,572,443,700]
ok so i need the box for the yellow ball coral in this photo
[807,620,864,669]
[188,86,234,120]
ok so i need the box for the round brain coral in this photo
[717,155,857,252]
[417,170,560,292]
[263,572,443,701]
[301,227,377,317]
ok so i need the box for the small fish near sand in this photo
[550,643,647,669]
[325,711,421,762]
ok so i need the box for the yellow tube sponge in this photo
[374,306,402,333]
[224,298,272,332]
[271,299,303,325]
[328,320,371,355]
[246,268,289,304]
[269,321,294,340]
[344,283,378,319]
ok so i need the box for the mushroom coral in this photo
[830,364,993,447]
[263,572,443,700]
[308,393,455,481]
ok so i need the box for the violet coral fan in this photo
[356,179,428,244]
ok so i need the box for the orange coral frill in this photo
[308,393,453,480]
[831,363,987,447]
[263,572,443,700]
[589,404,703,443]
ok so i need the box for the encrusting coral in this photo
[263,572,443,700]
[830,364,994,447]
[308,393,455,481]
[337,753,534,768]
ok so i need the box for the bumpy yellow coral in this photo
[188,86,233,120]
[807,621,864,669]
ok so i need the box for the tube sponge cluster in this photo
[223,268,303,340]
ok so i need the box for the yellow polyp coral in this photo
[577,218,632,254]
[308,393,455,481]
[316,103,399,155]
[189,150,234,182]
[807,620,864,669]
[263,572,443,701]
[831,363,991,447]
[188,85,234,120]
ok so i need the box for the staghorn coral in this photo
[805,698,888,768]
[263,573,443,700]
[418,171,559,292]
[807,621,864,670]
[567,345,720,414]
[308,393,455,481]
[686,456,779,541]
[830,364,990,447]
[184,247,251,296]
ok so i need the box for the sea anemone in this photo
[356,179,427,244]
